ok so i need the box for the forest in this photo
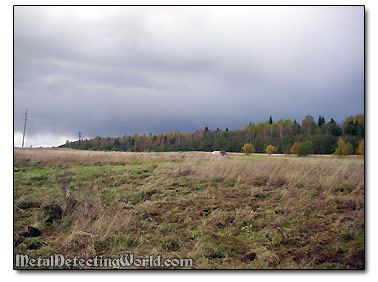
[59,114,364,155]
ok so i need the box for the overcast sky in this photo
[14,6,364,147]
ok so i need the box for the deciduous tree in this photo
[337,137,345,148]
[242,143,256,155]
[290,142,302,155]
[342,142,354,155]
[357,139,364,155]
[265,144,276,155]
[299,140,314,157]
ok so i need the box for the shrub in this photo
[337,137,345,148]
[357,139,364,155]
[290,142,302,155]
[342,143,354,155]
[334,137,347,156]
[265,144,276,155]
[333,147,342,156]
[242,143,256,155]
[299,140,314,157]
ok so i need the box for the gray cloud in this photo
[14,6,364,147]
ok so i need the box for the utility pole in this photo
[21,109,28,148]
[78,131,82,148]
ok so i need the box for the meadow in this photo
[13,148,364,269]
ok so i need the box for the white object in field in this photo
[211,151,227,156]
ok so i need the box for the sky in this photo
[14,6,364,147]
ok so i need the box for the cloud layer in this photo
[14,6,364,146]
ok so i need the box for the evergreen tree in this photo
[318,115,325,127]
[293,119,301,135]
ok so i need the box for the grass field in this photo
[13,148,365,269]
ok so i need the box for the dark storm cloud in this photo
[14,6,364,146]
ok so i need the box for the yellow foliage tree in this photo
[334,147,342,155]
[290,142,302,155]
[342,142,354,155]
[265,144,276,155]
[334,137,346,155]
[337,137,345,148]
[357,139,364,155]
[242,143,256,155]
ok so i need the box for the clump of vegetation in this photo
[333,137,355,156]
[357,139,364,155]
[299,140,314,157]
[14,149,364,269]
[242,143,256,155]
[290,142,302,155]
[342,143,354,155]
[264,145,276,155]
[59,114,364,155]
[334,137,345,156]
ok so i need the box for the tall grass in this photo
[14,148,210,167]
[14,148,364,269]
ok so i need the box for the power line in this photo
[21,109,28,148]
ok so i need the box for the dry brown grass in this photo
[14,148,210,167]
[175,157,364,191]
[14,148,364,269]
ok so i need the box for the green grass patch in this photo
[14,151,364,269]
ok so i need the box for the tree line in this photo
[60,114,364,155]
